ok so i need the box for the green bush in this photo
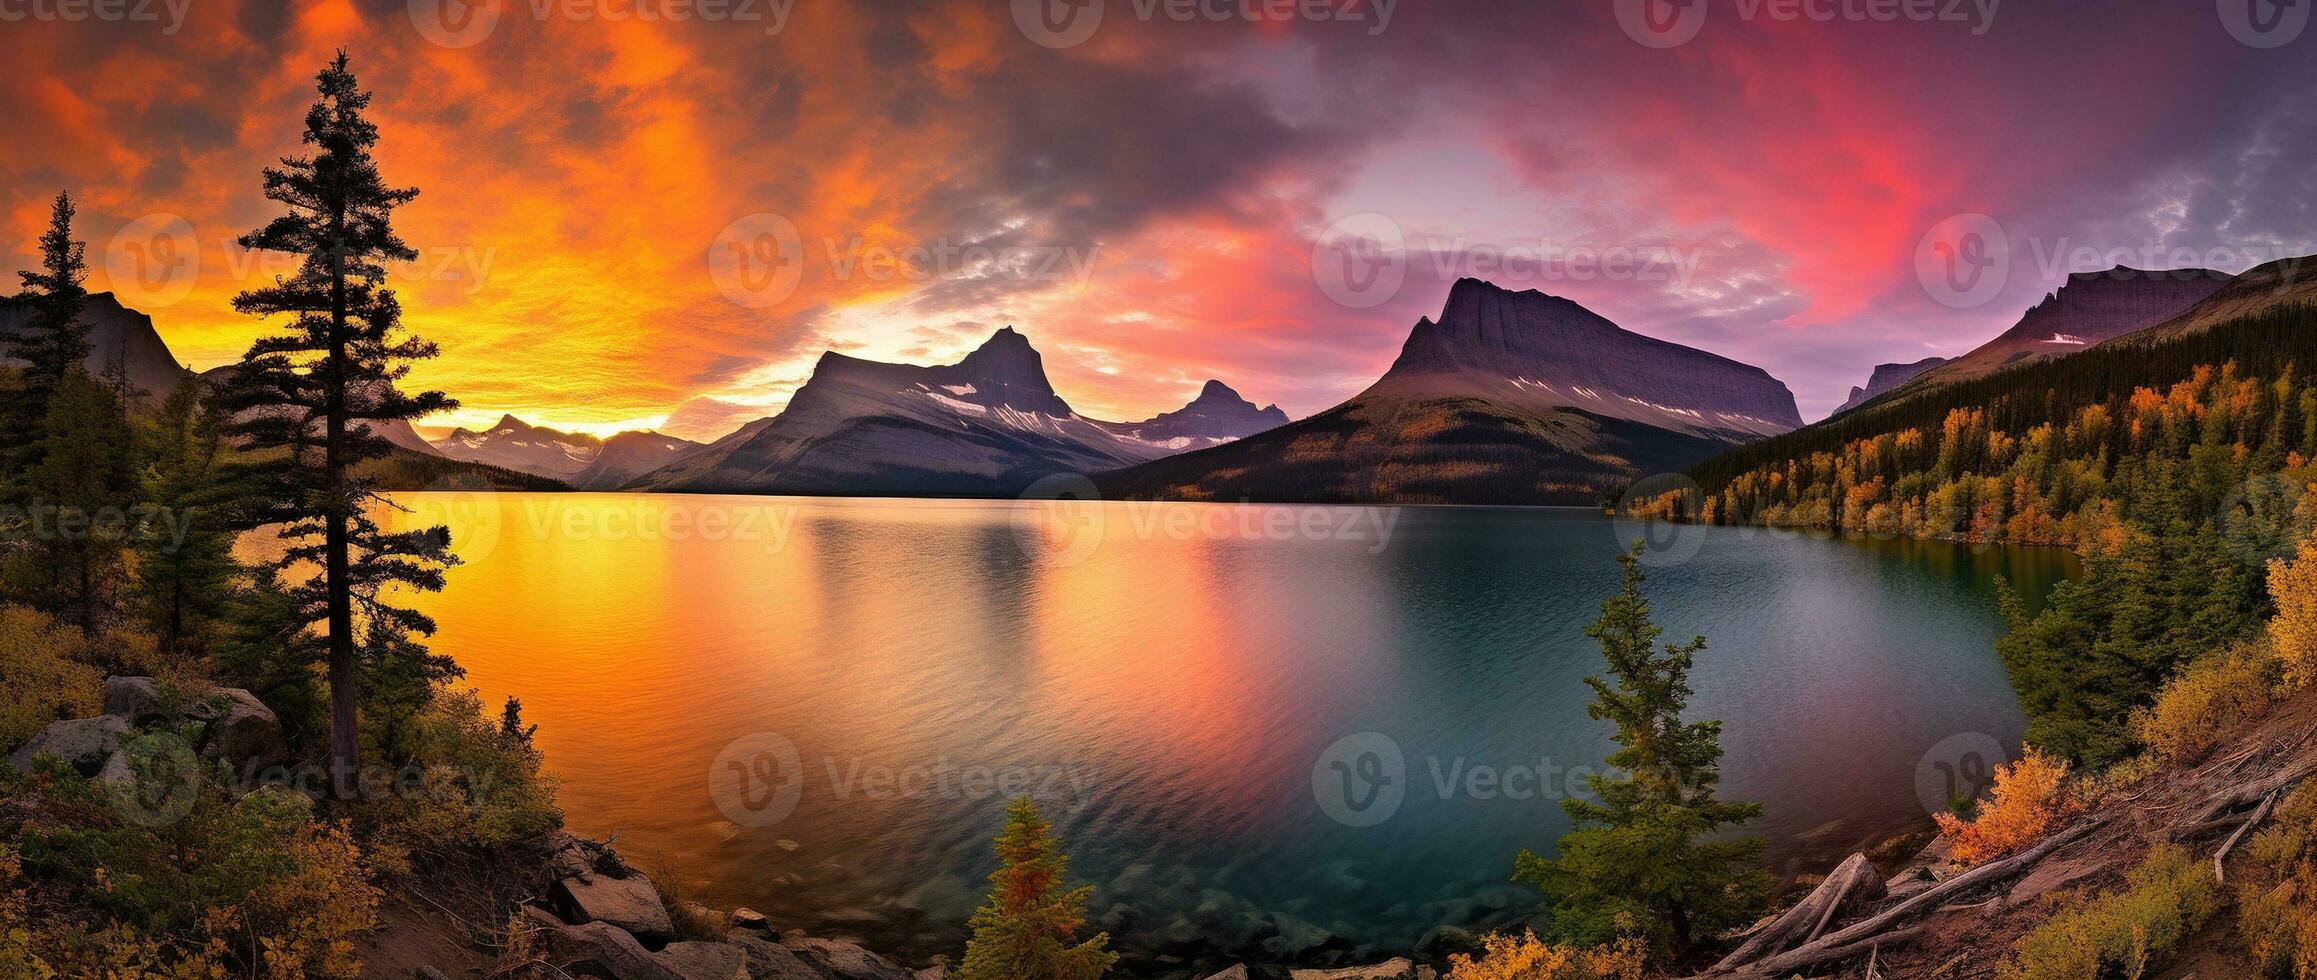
[2001,843,2220,980]
[363,687,562,858]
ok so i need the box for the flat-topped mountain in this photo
[627,329,1288,496]
[1095,279,1800,505]
[1900,266,2236,393]
[1832,357,1950,416]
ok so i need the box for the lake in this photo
[380,492,2075,966]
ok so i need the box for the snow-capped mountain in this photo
[628,328,1287,496]
[1096,278,1801,505]
[433,415,608,479]
[570,430,705,491]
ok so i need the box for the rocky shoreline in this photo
[11,677,1485,980]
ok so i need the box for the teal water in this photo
[392,495,2075,967]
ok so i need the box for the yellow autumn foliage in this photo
[2270,529,2317,687]
[0,607,104,751]
[1933,748,2085,867]
[1445,931,1646,980]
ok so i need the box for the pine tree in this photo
[133,375,244,657]
[3,192,92,493]
[212,52,457,795]
[1514,542,1771,961]
[956,797,1115,980]
[25,370,137,636]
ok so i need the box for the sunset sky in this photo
[4,0,2313,438]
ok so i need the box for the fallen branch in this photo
[1696,816,2109,978]
[2215,787,2283,884]
[1707,853,1884,972]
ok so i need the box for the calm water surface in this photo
[381,493,2074,963]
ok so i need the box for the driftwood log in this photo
[1694,816,2111,978]
[1707,853,1885,973]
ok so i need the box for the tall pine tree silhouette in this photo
[215,52,456,795]
[4,192,91,492]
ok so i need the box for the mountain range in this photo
[626,327,1288,496]
[1094,278,1803,505]
[0,291,189,404]
[1882,266,2236,401]
[1832,357,1948,416]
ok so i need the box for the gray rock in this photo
[414,968,450,980]
[103,676,165,723]
[9,715,130,776]
[1415,925,1483,962]
[523,906,682,980]
[189,688,287,770]
[1263,913,1339,959]
[780,937,913,980]
[655,941,749,980]
[727,933,825,980]
[553,873,677,944]
[1291,959,1419,980]
[1202,967,1252,980]
[729,907,772,932]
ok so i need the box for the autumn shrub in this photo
[2237,784,2317,977]
[0,607,104,751]
[2000,843,2220,980]
[2130,639,2284,765]
[2271,532,2317,687]
[3,753,379,978]
[1444,931,1646,980]
[1933,748,2085,866]
[365,687,562,857]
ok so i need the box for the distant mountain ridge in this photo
[1095,278,1801,505]
[432,415,701,485]
[1832,357,1949,416]
[626,328,1289,496]
[0,291,189,404]
[1895,266,2236,396]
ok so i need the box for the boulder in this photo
[726,933,824,980]
[414,969,451,980]
[522,906,682,980]
[552,873,677,944]
[729,907,772,932]
[103,676,166,723]
[189,688,287,770]
[779,937,914,980]
[1415,925,1484,963]
[1263,913,1339,959]
[9,715,130,776]
[655,941,749,980]
[1202,967,1253,980]
[1291,959,1419,980]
